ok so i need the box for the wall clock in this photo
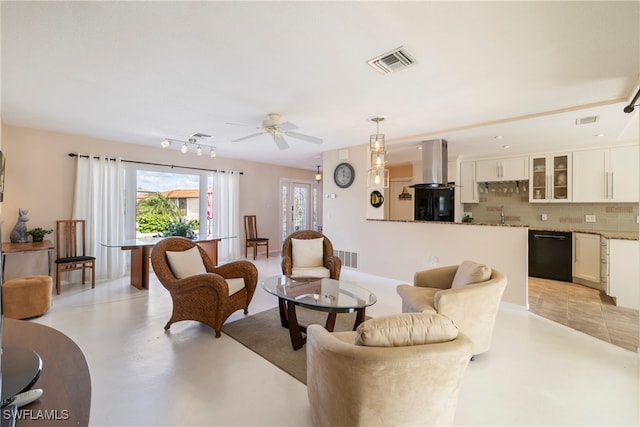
[333,162,355,188]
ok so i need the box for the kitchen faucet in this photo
[500,206,505,224]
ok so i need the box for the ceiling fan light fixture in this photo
[181,143,188,154]
[161,138,171,148]
[196,145,203,156]
[210,147,217,158]
[230,113,322,150]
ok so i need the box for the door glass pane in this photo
[281,184,288,241]
[293,185,309,231]
[532,157,546,200]
[552,155,569,200]
[312,187,320,232]
[206,176,214,238]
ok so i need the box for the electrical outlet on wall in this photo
[541,213,548,221]
[429,255,437,267]
[585,214,596,223]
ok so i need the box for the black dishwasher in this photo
[528,230,573,282]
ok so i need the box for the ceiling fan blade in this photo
[276,121,298,131]
[274,134,289,150]
[232,131,267,142]
[284,131,323,144]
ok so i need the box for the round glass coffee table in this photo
[261,275,377,350]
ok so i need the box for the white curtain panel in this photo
[211,171,240,261]
[72,154,127,280]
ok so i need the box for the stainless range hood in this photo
[412,139,449,188]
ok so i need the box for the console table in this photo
[1,241,55,282]
[3,319,91,426]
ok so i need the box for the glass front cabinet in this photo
[530,153,571,202]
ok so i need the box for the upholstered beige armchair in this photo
[306,313,473,426]
[151,237,258,337]
[396,261,507,356]
[281,230,341,279]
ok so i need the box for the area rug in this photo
[221,306,360,384]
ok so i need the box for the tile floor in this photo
[25,256,640,426]
[528,277,639,352]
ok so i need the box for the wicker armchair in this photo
[281,230,341,279]
[150,237,258,337]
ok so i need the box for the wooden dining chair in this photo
[54,220,96,294]
[244,215,269,260]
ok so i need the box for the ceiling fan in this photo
[229,113,323,150]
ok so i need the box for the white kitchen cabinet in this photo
[475,156,529,182]
[608,239,639,310]
[573,233,601,288]
[460,161,478,203]
[529,153,571,202]
[572,145,639,203]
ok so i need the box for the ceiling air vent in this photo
[575,115,599,125]
[367,47,416,75]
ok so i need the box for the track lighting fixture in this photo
[160,134,217,158]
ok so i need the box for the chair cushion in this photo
[451,260,491,289]
[165,246,207,279]
[55,255,96,263]
[226,277,246,296]
[291,238,324,268]
[355,313,458,347]
[291,266,331,278]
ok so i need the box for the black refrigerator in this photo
[413,185,455,222]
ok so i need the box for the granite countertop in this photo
[529,227,639,241]
[367,219,638,240]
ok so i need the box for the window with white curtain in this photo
[124,163,240,261]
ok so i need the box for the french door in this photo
[280,179,321,243]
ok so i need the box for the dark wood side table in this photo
[3,319,91,426]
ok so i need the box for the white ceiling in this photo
[2,1,639,170]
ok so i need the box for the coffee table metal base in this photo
[277,298,366,350]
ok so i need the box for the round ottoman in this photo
[3,275,53,320]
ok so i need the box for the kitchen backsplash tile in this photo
[464,183,639,233]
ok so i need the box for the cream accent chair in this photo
[281,230,341,279]
[396,261,507,356]
[306,313,473,427]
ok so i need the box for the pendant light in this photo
[367,117,389,188]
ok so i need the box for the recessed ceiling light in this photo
[502,145,510,149]
[494,135,503,140]
[595,133,605,137]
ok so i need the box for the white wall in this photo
[0,124,313,278]
[322,144,528,307]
